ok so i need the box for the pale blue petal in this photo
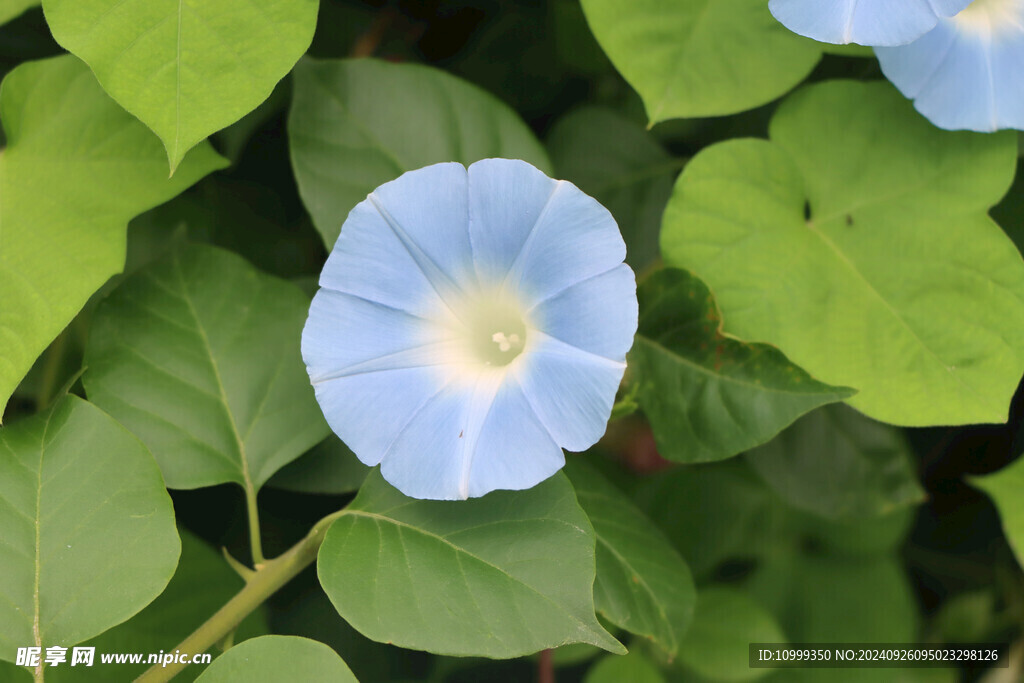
[464,376,565,498]
[878,13,1024,132]
[301,290,448,384]
[368,162,477,294]
[320,162,474,318]
[378,381,475,500]
[378,373,565,500]
[528,264,638,362]
[467,158,559,282]
[312,368,446,467]
[500,177,626,307]
[516,333,627,452]
[321,200,450,320]
[769,0,971,46]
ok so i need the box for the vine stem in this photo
[134,509,348,683]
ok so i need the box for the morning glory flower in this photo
[301,159,637,500]
[876,0,1024,132]
[769,0,971,46]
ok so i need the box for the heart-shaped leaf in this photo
[0,395,179,663]
[42,0,317,171]
[83,244,330,491]
[662,80,1024,426]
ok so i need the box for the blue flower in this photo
[877,0,1024,132]
[301,159,637,500]
[769,0,971,46]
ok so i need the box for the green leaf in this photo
[0,395,179,662]
[267,435,369,495]
[0,0,36,25]
[318,470,624,657]
[578,0,820,122]
[972,456,1024,567]
[43,530,268,682]
[631,268,854,464]
[566,459,695,656]
[674,587,784,682]
[794,506,915,557]
[661,80,1024,426]
[0,56,225,419]
[82,243,330,490]
[749,555,918,643]
[547,106,683,271]
[633,461,792,577]
[746,405,925,519]
[195,636,357,683]
[42,0,317,172]
[586,651,665,683]
[288,57,552,247]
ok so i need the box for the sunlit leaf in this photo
[585,651,665,683]
[662,80,1024,426]
[0,56,224,419]
[42,0,317,171]
[579,0,820,122]
[43,530,267,682]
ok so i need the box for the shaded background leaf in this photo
[0,0,35,26]
[746,404,926,519]
[288,57,551,247]
[547,105,683,272]
[631,268,854,464]
[268,435,369,496]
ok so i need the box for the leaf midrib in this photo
[171,254,258,496]
[634,335,845,398]
[801,217,998,414]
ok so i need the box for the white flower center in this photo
[452,288,529,368]
[954,0,1024,36]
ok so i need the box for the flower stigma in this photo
[460,289,528,367]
